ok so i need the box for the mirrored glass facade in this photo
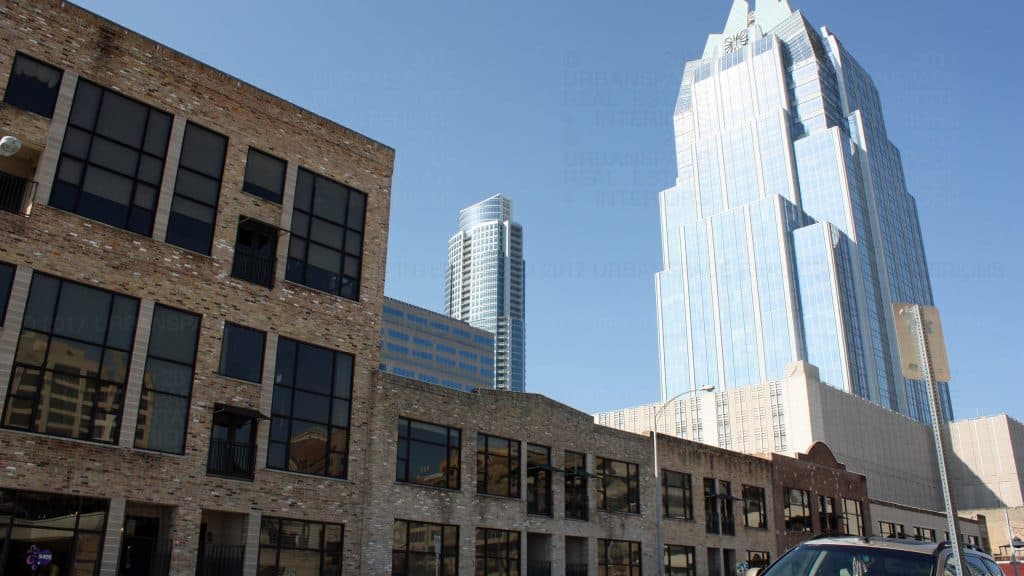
[444,195,525,392]
[656,0,951,422]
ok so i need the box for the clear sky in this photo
[75,0,1024,420]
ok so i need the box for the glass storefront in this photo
[0,488,108,576]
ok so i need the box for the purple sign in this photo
[26,545,53,571]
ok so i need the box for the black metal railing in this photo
[206,438,255,479]
[528,561,552,576]
[0,171,33,214]
[197,544,244,576]
[566,564,588,576]
[118,540,171,576]
[231,247,275,287]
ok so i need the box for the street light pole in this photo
[653,385,715,576]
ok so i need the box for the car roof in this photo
[796,536,993,558]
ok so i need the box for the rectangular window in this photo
[564,450,588,521]
[286,167,367,300]
[243,147,286,203]
[50,80,171,236]
[166,122,228,255]
[705,479,735,535]
[0,261,15,324]
[663,470,693,520]
[2,273,138,443]
[596,457,639,514]
[207,406,257,480]
[475,528,520,576]
[219,322,266,383]
[134,304,201,453]
[742,485,768,529]
[267,337,353,479]
[477,433,520,498]
[818,495,839,535]
[396,418,461,490]
[259,517,343,576]
[842,498,864,537]
[747,551,770,569]
[913,526,936,542]
[0,488,108,575]
[4,53,63,117]
[878,521,904,539]
[783,488,812,532]
[527,444,552,516]
[392,520,458,576]
[598,539,641,576]
[232,219,278,287]
[665,544,696,576]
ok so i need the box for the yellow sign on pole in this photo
[892,304,951,382]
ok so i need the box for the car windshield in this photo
[762,544,935,576]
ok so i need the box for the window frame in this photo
[596,457,640,514]
[0,261,15,325]
[476,432,521,499]
[598,539,641,576]
[842,498,865,537]
[662,469,694,520]
[4,52,64,118]
[665,544,696,576]
[396,417,461,490]
[285,167,367,301]
[242,147,287,203]
[165,121,228,256]
[258,516,343,576]
[218,322,267,384]
[206,406,258,480]
[475,527,520,576]
[564,450,589,521]
[50,79,172,237]
[231,218,279,288]
[392,519,458,576]
[267,337,354,479]
[134,304,202,454]
[818,494,839,535]
[783,487,812,533]
[2,273,139,444]
[742,485,768,529]
[526,443,552,516]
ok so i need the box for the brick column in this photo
[119,299,155,447]
[0,265,32,405]
[243,509,262,576]
[168,504,202,576]
[98,496,126,576]
[274,162,298,285]
[152,115,187,243]
[256,332,279,469]
[33,71,77,207]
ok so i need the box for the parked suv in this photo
[759,536,1002,576]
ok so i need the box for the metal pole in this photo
[1007,508,1018,576]
[654,422,664,576]
[914,305,965,572]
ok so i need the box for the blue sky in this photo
[76,0,1024,420]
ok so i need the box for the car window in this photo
[763,545,933,576]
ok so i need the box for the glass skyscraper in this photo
[445,195,525,391]
[656,0,951,422]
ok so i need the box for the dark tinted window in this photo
[565,451,588,520]
[51,80,171,236]
[259,517,342,576]
[286,167,366,300]
[743,485,768,529]
[396,418,460,489]
[666,545,696,576]
[268,337,353,478]
[475,528,519,575]
[392,520,458,576]
[232,219,277,287]
[527,444,552,516]
[4,53,63,117]
[3,273,138,443]
[599,539,641,576]
[219,323,266,383]
[243,148,286,202]
[663,470,693,520]
[0,262,15,325]
[208,409,257,480]
[166,122,227,255]
[134,305,201,454]
[597,457,639,513]
[0,488,108,574]
[784,488,812,532]
[477,433,520,498]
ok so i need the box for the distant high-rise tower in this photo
[655,0,951,422]
[445,195,525,391]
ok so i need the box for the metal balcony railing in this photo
[206,439,255,480]
[528,561,552,576]
[231,247,275,287]
[197,544,244,576]
[566,564,588,576]
[0,171,34,214]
